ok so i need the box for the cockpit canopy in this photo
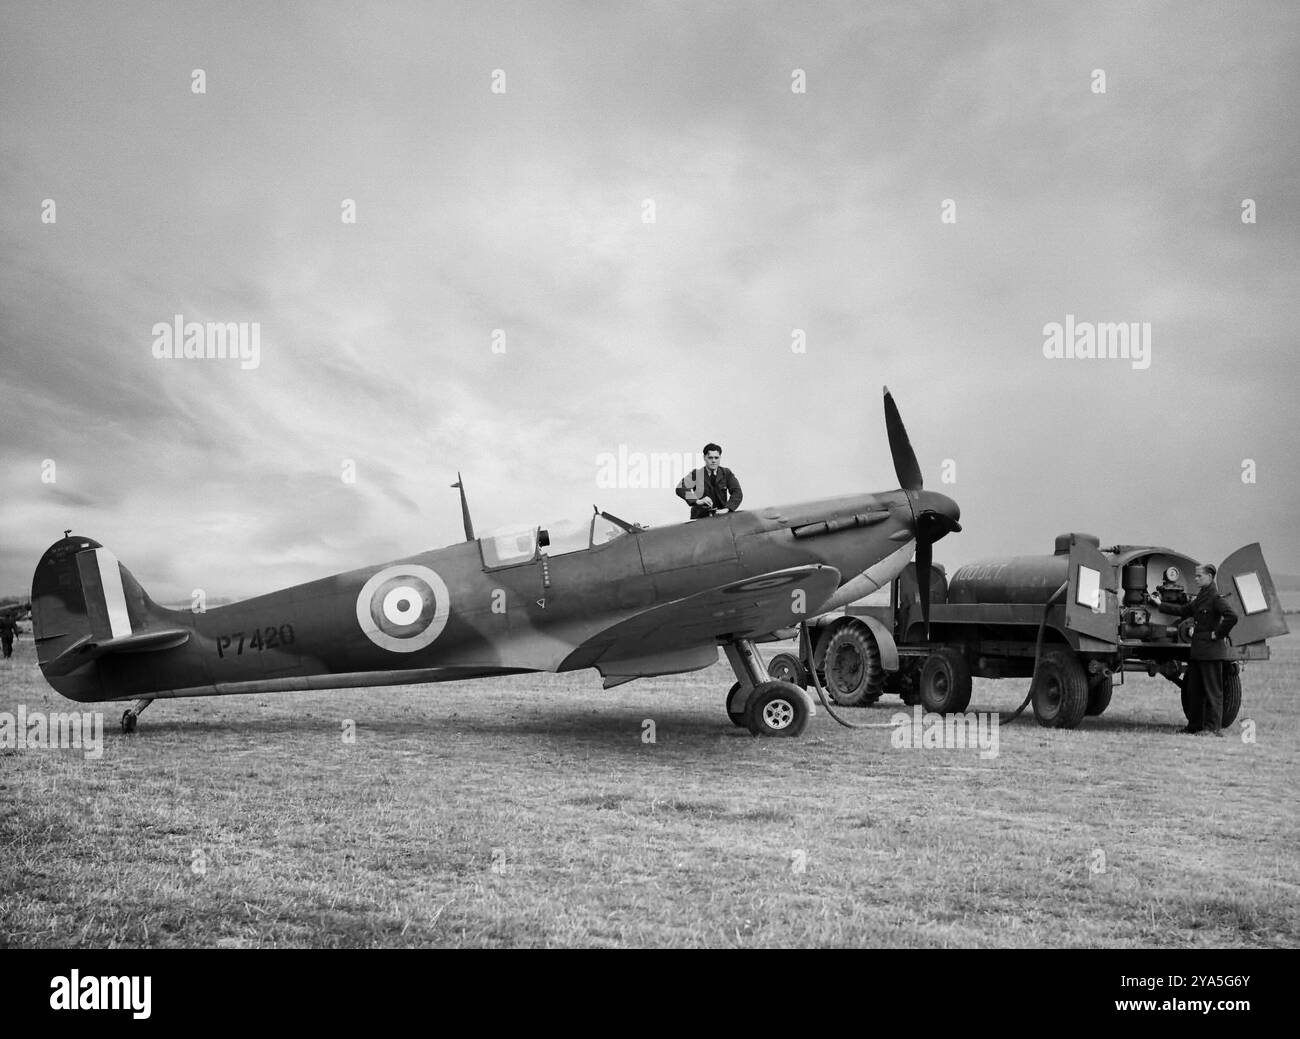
[479,512,631,569]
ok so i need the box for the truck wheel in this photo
[1222,663,1242,728]
[891,664,923,706]
[919,647,972,714]
[1031,649,1089,729]
[744,681,810,737]
[766,652,808,689]
[1178,664,1241,728]
[822,624,885,707]
[1085,675,1113,717]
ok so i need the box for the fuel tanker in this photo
[764,533,1289,729]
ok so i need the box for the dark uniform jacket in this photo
[676,466,743,519]
[1159,583,1238,661]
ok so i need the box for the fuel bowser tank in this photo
[948,533,1100,604]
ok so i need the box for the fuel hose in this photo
[798,621,896,729]
[1000,580,1069,724]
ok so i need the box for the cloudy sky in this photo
[2,0,1298,602]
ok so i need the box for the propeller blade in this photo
[883,386,923,493]
[882,389,958,638]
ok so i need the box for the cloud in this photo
[2,0,1298,603]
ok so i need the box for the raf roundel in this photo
[355,564,451,653]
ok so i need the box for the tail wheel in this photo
[744,681,810,737]
[1085,675,1113,716]
[1031,649,1089,729]
[919,647,972,713]
[822,625,885,707]
[725,682,747,727]
[1222,662,1242,728]
[766,652,808,689]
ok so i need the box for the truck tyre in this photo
[822,624,885,707]
[766,652,808,689]
[1222,663,1242,728]
[1085,675,1113,717]
[744,681,810,737]
[1031,649,1089,729]
[919,647,972,714]
[890,664,923,706]
[1179,664,1242,729]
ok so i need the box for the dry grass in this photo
[1,630,1297,948]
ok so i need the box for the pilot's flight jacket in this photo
[676,466,743,520]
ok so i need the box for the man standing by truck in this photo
[1150,564,1238,737]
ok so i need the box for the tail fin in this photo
[31,536,189,700]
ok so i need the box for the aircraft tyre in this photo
[919,647,972,714]
[766,652,808,689]
[744,680,810,737]
[1085,675,1113,717]
[121,710,138,734]
[822,624,885,706]
[1031,649,1089,729]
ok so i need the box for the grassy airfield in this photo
[1,628,1296,948]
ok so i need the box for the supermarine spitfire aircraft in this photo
[32,389,960,738]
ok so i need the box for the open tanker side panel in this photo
[1064,539,1119,644]
[1218,543,1289,645]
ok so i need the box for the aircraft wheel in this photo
[766,652,808,689]
[1085,675,1113,716]
[744,681,810,737]
[822,625,884,706]
[725,682,747,727]
[919,647,971,714]
[121,710,138,734]
[1031,649,1089,729]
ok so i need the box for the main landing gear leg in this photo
[722,639,814,737]
[121,698,154,734]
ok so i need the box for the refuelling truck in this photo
[767,533,1289,729]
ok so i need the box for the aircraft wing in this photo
[560,564,841,673]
